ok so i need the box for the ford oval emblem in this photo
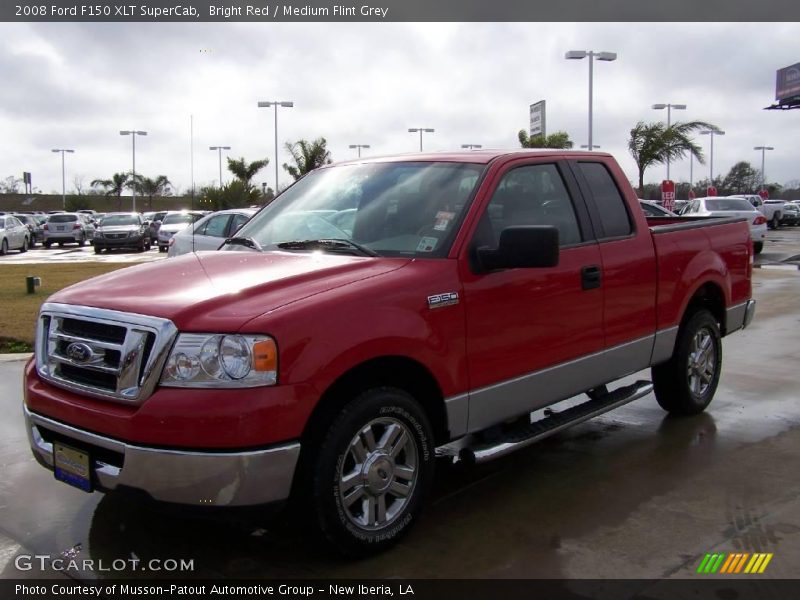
[66,342,94,364]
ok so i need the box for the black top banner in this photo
[4,0,800,22]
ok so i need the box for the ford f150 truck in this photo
[24,150,755,555]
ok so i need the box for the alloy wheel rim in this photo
[337,417,418,531]
[687,327,716,397]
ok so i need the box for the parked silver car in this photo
[0,215,31,255]
[156,211,204,252]
[167,208,256,258]
[43,213,95,248]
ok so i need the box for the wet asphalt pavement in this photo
[1,229,799,581]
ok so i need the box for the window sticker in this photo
[416,236,439,252]
[433,211,456,231]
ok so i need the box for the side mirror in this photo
[476,225,559,272]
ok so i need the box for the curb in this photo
[0,353,33,362]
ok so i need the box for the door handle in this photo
[581,265,602,290]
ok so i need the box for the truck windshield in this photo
[228,161,486,258]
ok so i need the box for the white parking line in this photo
[0,246,166,265]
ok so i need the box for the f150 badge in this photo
[428,292,459,309]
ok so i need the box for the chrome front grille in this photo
[36,303,178,405]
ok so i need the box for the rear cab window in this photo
[575,161,633,239]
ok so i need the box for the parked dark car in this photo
[93,213,152,253]
[12,214,41,246]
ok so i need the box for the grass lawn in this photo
[0,263,131,352]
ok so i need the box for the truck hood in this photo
[49,251,410,331]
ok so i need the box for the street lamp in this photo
[257,100,294,191]
[119,130,147,212]
[700,129,725,182]
[754,146,774,190]
[349,144,371,158]
[51,148,74,211]
[565,50,617,151]
[652,103,687,180]
[461,144,482,150]
[209,146,231,188]
[408,128,435,151]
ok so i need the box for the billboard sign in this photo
[776,62,800,102]
[529,100,546,138]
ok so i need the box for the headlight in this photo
[160,334,277,388]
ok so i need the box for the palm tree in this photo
[628,120,717,196]
[227,157,269,188]
[283,138,332,181]
[135,175,172,209]
[518,130,574,149]
[91,172,129,211]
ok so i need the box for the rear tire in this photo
[0,239,7,256]
[78,235,85,247]
[94,246,102,254]
[770,214,780,229]
[307,387,435,556]
[753,242,763,254]
[44,241,52,249]
[20,237,28,253]
[652,310,722,416]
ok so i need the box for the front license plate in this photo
[53,442,92,492]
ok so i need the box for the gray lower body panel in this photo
[464,335,655,434]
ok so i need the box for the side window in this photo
[473,163,582,248]
[577,162,632,238]
[202,215,232,238]
[229,213,250,236]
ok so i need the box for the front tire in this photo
[309,387,435,556]
[652,310,722,416]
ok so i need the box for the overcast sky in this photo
[1,22,798,195]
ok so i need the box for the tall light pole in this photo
[754,146,774,190]
[51,148,74,211]
[700,129,725,183]
[408,128,434,151]
[257,100,294,192]
[565,50,617,151]
[461,144,482,150]
[119,130,147,212]
[652,103,686,179]
[209,146,231,188]
[349,144,370,158]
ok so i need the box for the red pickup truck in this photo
[24,150,755,555]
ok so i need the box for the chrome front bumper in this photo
[24,405,300,506]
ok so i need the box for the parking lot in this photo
[0,227,799,581]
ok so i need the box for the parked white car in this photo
[0,215,31,255]
[167,208,256,258]
[682,196,767,253]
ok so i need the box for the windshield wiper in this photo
[222,236,263,251]
[276,238,379,257]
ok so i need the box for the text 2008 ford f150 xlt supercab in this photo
[24,150,755,554]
